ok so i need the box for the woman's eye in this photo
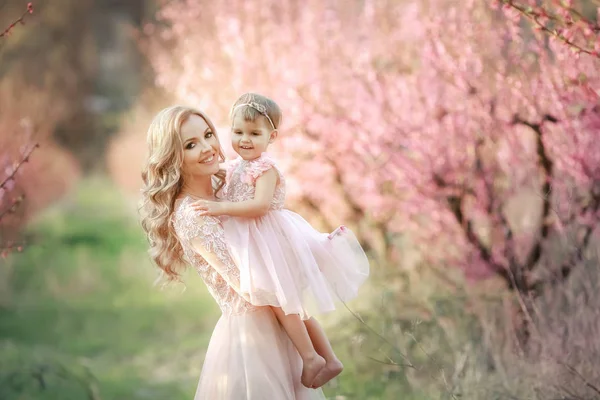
[205,131,213,138]
[186,143,196,149]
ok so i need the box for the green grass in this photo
[0,177,219,400]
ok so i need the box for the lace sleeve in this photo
[173,201,246,299]
[188,219,249,298]
[242,153,277,184]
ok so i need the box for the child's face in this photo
[231,113,277,160]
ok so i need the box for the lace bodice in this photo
[223,153,285,209]
[172,196,257,316]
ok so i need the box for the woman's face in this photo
[180,114,220,178]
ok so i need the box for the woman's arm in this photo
[189,237,246,298]
[185,215,283,306]
[183,215,249,300]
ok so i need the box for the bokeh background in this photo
[1,0,599,399]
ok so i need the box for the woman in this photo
[140,105,326,399]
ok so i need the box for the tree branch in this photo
[434,174,514,287]
[511,114,557,274]
[499,0,600,58]
[530,186,600,295]
[0,143,38,192]
[0,194,24,223]
[0,2,34,39]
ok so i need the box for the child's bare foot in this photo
[310,358,344,388]
[301,354,326,388]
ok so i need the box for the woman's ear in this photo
[269,130,278,143]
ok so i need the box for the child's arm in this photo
[193,168,278,218]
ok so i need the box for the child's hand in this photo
[191,199,227,216]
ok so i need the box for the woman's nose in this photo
[198,139,212,152]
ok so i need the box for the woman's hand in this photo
[191,199,228,216]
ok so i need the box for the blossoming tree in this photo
[0,2,36,258]
[146,0,600,297]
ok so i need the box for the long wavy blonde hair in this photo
[140,105,226,282]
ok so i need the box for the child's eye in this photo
[252,132,261,136]
[233,131,242,135]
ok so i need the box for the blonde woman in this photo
[140,105,326,399]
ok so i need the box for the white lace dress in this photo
[172,196,326,400]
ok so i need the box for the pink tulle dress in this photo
[222,153,370,319]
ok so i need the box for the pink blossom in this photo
[145,0,600,285]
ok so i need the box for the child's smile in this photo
[231,113,277,160]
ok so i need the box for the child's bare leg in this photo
[270,307,325,387]
[304,317,344,388]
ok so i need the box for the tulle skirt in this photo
[195,307,325,400]
[222,209,370,319]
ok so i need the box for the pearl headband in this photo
[232,102,275,130]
